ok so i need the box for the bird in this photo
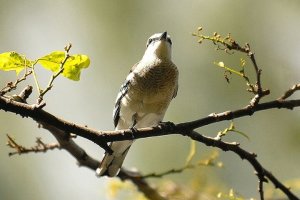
[96,31,179,177]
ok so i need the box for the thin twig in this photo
[277,83,300,100]
[6,134,60,156]
[142,166,194,179]
[193,28,270,106]
[141,163,212,179]
[37,43,72,103]
[0,69,32,96]
[186,130,298,200]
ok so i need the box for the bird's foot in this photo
[158,121,176,131]
[129,126,138,139]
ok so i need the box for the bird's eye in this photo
[167,38,172,45]
[146,38,153,47]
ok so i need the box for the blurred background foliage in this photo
[0,0,300,199]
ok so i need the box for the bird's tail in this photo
[96,140,133,177]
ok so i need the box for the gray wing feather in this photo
[113,79,130,127]
[113,63,139,127]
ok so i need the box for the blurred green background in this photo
[1,0,300,199]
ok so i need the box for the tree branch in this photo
[1,86,300,199]
[0,94,112,153]
[1,94,300,144]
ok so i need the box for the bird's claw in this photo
[158,121,176,131]
[129,126,138,139]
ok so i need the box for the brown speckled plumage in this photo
[127,60,178,113]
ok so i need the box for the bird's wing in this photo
[113,79,130,127]
[113,62,139,128]
[172,64,179,99]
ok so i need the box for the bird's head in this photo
[142,31,172,60]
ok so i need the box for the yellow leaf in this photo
[38,51,90,81]
[63,54,90,81]
[38,51,65,72]
[0,52,32,75]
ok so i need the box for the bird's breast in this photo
[124,61,178,114]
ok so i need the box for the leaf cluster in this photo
[0,44,90,102]
[0,50,89,81]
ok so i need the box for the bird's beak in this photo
[159,31,168,40]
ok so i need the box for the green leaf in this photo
[0,52,32,75]
[231,130,250,140]
[38,51,90,81]
[228,122,250,140]
[38,51,65,72]
[63,54,90,81]
[214,61,244,77]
